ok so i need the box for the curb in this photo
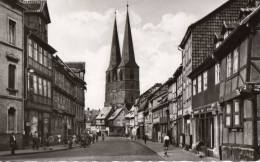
[0,145,80,157]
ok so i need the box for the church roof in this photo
[107,16,121,71]
[119,7,139,68]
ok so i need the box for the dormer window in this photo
[224,30,231,39]
[215,41,222,48]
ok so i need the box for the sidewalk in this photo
[134,139,218,161]
[0,144,80,157]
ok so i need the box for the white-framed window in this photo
[225,104,232,127]
[8,19,16,45]
[203,71,208,91]
[215,64,220,85]
[233,100,241,127]
[233,48,239,74]
[227,53,232,77]
[198,75,202,93]
[193,79,197,96]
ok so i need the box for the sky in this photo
[47,0,227,110]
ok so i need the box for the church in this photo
[96,5,140,136]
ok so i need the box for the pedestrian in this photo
[9,133,16,155]
[96,133,98,142]
[143,134,147,144]
[102,133,105,141]
[32,131,38,150]
[163,134,170,157]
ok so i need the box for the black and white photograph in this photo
[0,0,260,161]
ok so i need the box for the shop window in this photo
[225,104,232,127]
[8,107,16,132]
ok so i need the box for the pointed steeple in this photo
[107,12,121,71]
[119,5,139,68]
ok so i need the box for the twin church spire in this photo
[107,6,138,71]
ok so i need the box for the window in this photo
[33,43,38,61]
[38,78,43,95]
[43,79,47,97]
[47,81,51,98]
[107,73,110,82]
[33,75,38,94]
[215,64,220,85]
[9,19,16,45]
[233,100,241,127]
[38,47,43,64]
[8,107,16,132]
[28,39,33,57]
[233,49,239,74]
[198,75,202,93]
[8,64,16,90]
[227,53,232,77]
[225,104,232,127]
[43,51,47,67]
[203,71,208,91]
[224,30,231,39]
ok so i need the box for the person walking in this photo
[9,133,16,155]
[102,133,105,141]
[143,134,147,144]
[163,134,170,157]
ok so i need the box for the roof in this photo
[179,0,233,49]
[107,17,121,71]
[119,8,139,68]
[214,4,260,60]
[27,30,56,54]
[65,62,86,72]
[108,108,123,120]
[96,106,113,120]
[22,0,51,24]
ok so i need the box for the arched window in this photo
[8,107,16,132]
[119,70,123,81]
[113,71,117,81]
[130,70,134,80]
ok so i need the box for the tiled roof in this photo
[108,108,123,120]
[96,107,113,120]
[179,0,248,70]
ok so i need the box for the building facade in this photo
[0,0,25,150]
[23,0,56,145]
[179,0,248,150]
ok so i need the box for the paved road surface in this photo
[0,137,162,161]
